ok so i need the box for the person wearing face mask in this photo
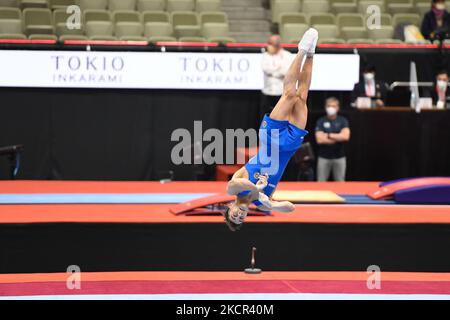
[421,0,450,40]
[315,97,351,182]
[351,64,388,108]
[425,70,450,108]
[260,34,293,120]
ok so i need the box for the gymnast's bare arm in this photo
[227,169,295,213]
[226,167,261,196]
[226,167,272,197]
[226,179,259,196]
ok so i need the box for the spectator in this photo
[351,64,388,108]
[315,97,351,182]
[260,34,292,120]
[421,0,450,40]
[426,70,450,108]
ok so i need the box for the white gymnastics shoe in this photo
[298,28,318,56]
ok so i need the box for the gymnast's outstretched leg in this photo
[270,28,317,125]
[290,55,314,130]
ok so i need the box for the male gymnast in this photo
[224,28,318,231]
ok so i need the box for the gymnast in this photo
[224,28,318,231]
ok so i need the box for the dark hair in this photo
[363,64,376,73]
[325,96,340,107]
[223,207,243,232]
[437,70,449,77]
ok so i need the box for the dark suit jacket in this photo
[423,84,450,106]
[351,79,388,103]
[421,10,450,40]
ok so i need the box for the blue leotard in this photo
[237,114,308,206]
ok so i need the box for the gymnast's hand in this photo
[258,192,272,208]
[258,192,295,213]
[256,173,268,192]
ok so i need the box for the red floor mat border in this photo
[2,280,450,296]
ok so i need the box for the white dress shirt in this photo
[261,49,293,96]
[365,79,376,97]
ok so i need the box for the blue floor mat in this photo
[0,193,394,205]
[0,193,214,204]
[342,195,395,205]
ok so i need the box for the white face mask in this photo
[364,73,375,81]
[437,80,448,90]
[436,3,446,10]
[326,106,338,117]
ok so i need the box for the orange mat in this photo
[2,271,450,283]
[0,203,449,224]
[0,181,449,224]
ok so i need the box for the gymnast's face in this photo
[228,202,249,225]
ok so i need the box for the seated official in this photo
[351,65,388,108]
[421,0,450,41]
[424,70,450,109]
[315,97,351,182]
